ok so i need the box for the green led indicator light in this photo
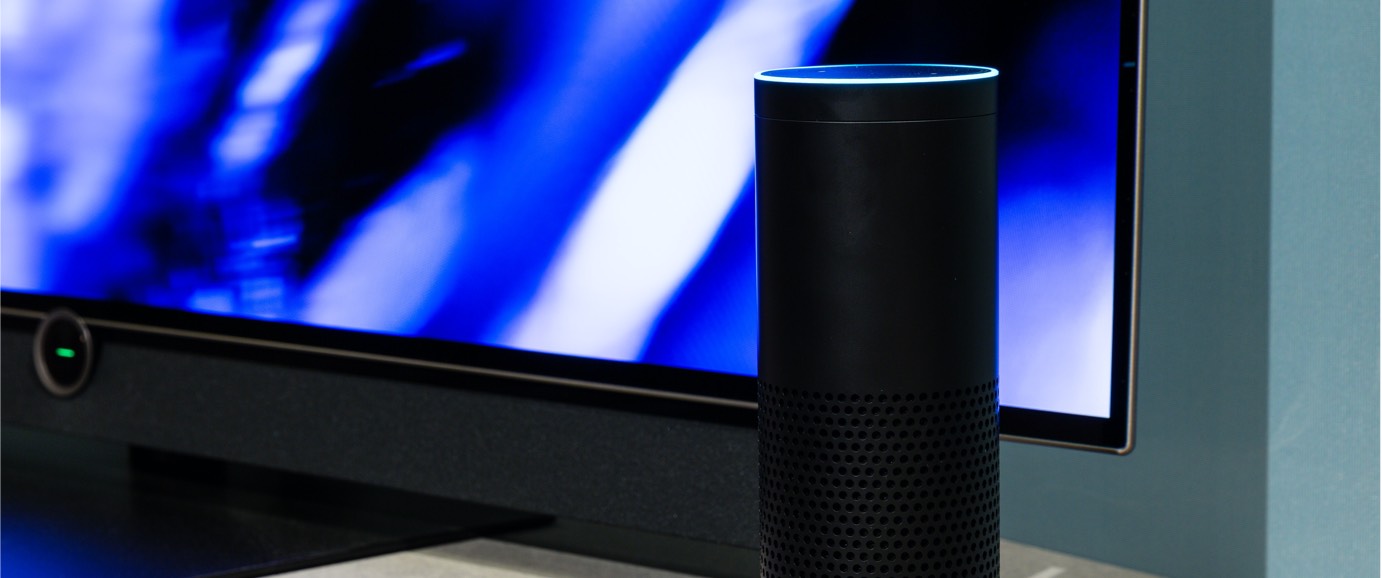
[55,348,76,359]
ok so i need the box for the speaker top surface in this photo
[754,64,997,123]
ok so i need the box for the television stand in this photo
[1,425,548,577]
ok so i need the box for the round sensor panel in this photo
[33,309,96,397]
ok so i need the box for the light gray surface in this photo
[1267,0,1380,576]
[272,538,1163,578]
[273,540,703,578]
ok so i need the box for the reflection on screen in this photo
[1,0,1119,418]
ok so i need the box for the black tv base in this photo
[1,425,549,578]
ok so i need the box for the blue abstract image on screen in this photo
[1,0,1120,418]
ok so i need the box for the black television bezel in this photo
[0,0,1143,453]
[996,0,1145,454]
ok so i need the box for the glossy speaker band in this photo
[755,64,999,578]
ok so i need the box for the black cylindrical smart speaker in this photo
[756,64,999,578]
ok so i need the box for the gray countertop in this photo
[274,537,1162,578]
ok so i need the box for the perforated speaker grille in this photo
[759,380,999,578]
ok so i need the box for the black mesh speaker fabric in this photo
[759,380,1000,578]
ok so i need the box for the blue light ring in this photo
[755,64,998,85]
[754,64,998,123]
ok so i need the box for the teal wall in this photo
[1001,0,1379,576]
[1001,1,1273,575]
[1267,0,1379,576]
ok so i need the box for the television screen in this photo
[1,0,1141,450]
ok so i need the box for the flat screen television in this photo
[2,0,1142,452]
